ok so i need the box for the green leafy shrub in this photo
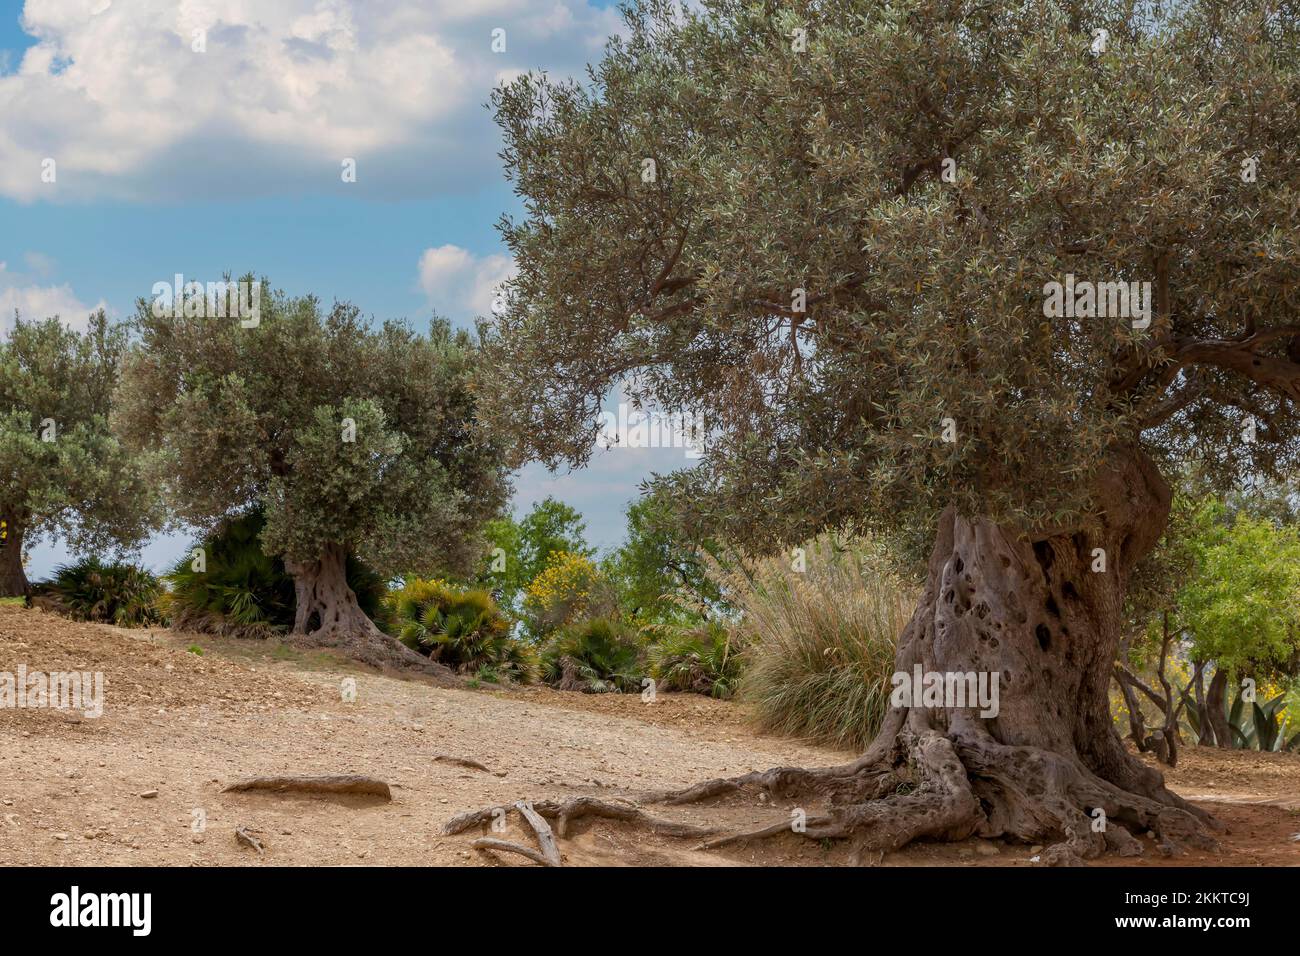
[38,557,164,627]
[647,619,741,698]
[541,617,645,693]
[382,578,535,683]
[711,533,910,751]
[166,510,384,638]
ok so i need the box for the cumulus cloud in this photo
[0,0,622,202]
[0,259,107,334]
[417,243,514,320]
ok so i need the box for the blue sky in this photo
[0,0,696,577]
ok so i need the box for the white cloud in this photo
[417,243,514,320]
[0,0,622,202]
[0,259,107,333]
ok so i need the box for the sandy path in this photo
[0,607,848,866]
[2,606,1297,867]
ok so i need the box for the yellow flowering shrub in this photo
[524,551,603,632]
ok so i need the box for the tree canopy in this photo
[115,281,509,651]
[603,489,723,623]
[480,0,1300,552]
[0,311,160,594]
[1178,500,1300,678]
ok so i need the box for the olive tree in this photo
[476,0,1300,859]
[0,311,159,596]
[115,281,509,673]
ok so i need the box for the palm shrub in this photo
[166,510,384,638]
[382,578,535,683]
[713,533,911,751]
[38,557,164,627]
[540,617,645,693]
[647,618,741,698]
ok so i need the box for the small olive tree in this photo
[0,311,160,596]
[115,281,509,673]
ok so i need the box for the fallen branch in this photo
[434,755,492,773]
[235,827,265,855]
[222,774,392,800]
[515,800,561,866]
[471,837,557,867]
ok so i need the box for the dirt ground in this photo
[1,605,1297,867]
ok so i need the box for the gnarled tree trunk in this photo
[637,446,1219,863]
[283,543,457,684]
[0,520,29,599]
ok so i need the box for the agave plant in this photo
[1181,682,1300,752]
[383,578,535,683]
[38,558,164,627]
[1249,693,1299,752]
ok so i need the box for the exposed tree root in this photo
[441,725,1219,865]
[442,795,721,842]
[472,837,557,867]
[222,774,393,800]
[663,732,981,854]
[288,619,461,685]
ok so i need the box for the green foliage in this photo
[480,0,1300,555]
[38,557,164,627]
[1179,502,1300,677]
[115,282,508,613]
[382,578,536,683]
[540,617,645,694]
[602,489,723,626]
[477,497,594,612]
[0,312,161,589]
[647,618,740,698]
[165,510,383,638]
[717,534,910,751]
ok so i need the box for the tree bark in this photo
[645,446,1218,862]
[1153,612,1180,766]
[283,543,458,684]
[1204,668,1231,748]
[0,520,29,599]
[1193,661,1213,745]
